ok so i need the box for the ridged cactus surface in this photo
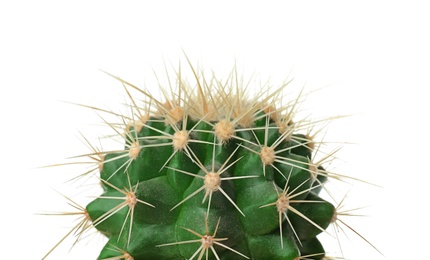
[42,66,373,259]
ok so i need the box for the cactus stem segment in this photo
[168,142,257,216]
[94,174,155,247]
[43,65,380,259]
[261,180,327,248]
[85,116,143,181]
[157,214,249,260]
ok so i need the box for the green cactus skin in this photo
[42,65,375,260]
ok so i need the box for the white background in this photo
[1,1,429,259]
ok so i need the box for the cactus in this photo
[42,63,378,259]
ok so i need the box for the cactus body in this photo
[43,66,358,260]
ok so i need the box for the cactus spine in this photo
[43,63,375,260]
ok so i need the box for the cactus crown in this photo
[42,63,379,259]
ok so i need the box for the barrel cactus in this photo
[42,63,374,259]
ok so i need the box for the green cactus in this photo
[42,64,376,260]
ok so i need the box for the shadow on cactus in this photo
[41,61,381,259]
